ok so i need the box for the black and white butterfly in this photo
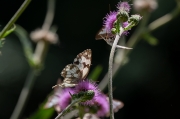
[53,49,92,88]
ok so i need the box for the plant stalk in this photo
[108,27,124,119]
[0,0,31,40]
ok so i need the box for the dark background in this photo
[0,0,180,119]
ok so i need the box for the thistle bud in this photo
[129,14,142,26]
[111,28,116,34]
[124,14,142,31]
[72,90,95,102]
[117,2,131,13]
[117,11,129,22]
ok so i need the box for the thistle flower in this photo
[95,94,109,117]
[74,80,100,105]
[103,11,117,33]
[117,1,131,13]
[103,12,129,35]
[122,21,129,35]
[57,88,74,110]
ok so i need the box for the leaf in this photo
[143,33,159,46]
[88,65,103,81]
[14,25,36,68]
[1,24,16,38]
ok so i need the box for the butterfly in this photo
[52,49,92,88]
[95,27,132,49]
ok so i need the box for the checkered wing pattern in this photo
[55,49,92,88]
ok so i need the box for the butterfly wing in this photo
[106,97,124,113]
[44,87,62,112]
[53,49,92,88]
[73,49,92,79]
[61,64,82,79]
[95,27,114,40]
[112,99,124,112]
[60,64,82,87]
[95,27,107,40]
[95,27,132,49]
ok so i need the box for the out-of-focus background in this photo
[0,0,180,119]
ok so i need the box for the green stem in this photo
[0,0,32,40]
[108,27,124,119]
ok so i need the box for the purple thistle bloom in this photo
[74,80,100,105]
[104,10,129,36]
[117,2,131,13]
[123,21,128,27]
[103,11,129,36]
[103,11,117,33]
[57,88,74,110]
[122,21,129,35]
[95,94,109,117]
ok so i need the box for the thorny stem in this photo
[0,0,31,40]
[55,99,80,119]
[10,0,56,119]
[99,1,180,91]
[108,27,124,119]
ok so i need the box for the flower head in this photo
[95,94,109,117]
[122,21,129,35]
[74,80,100,105]
[57,88,74,110]
[103,11,117,33]
[117,2,131,13]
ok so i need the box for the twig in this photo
[108,27,124,119]
[0,0,31,40]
